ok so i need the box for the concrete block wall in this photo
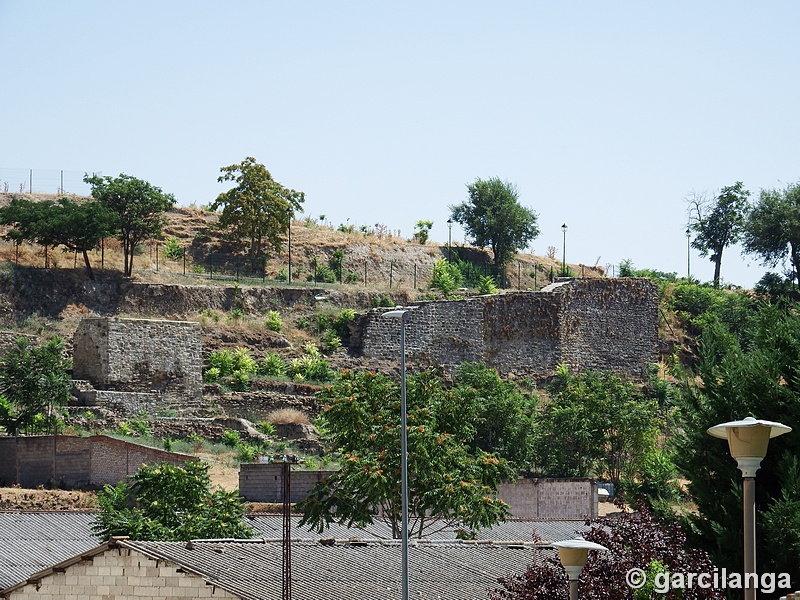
[497,478,598,519]
[72,317,202,403]
[0,435,195,488]
[4,545,240,600]
[239,463,334,503]
[357,278,659,379]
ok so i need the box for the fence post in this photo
[364,260,367,286]
[210,251,213,279]
[413,264,417,289]
[183,248,186,275]
[390,262,393,289]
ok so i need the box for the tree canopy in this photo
[0,336,71,435]
[211,157,305,258]
[450,177,540,268]
[688,182,750,288]
[743,180,800,285]
[92,460,252,541]
[298,369,515,538]
[84,173,176,277]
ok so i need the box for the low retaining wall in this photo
[0,435,195,489]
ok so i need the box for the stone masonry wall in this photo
[72,317,202,403]
[0,435,195,488]
[357,278,658,379]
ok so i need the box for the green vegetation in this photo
[0,336,70,435]
[92,461,251,541]
[430,258,462,296]
[413,219,433,244]
[163,236,183,260]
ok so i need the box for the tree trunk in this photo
[713,254,722,288]
[81,250,95,280]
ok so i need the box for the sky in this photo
[2,1,799,289]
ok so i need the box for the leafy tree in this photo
[450,363,537,470]
[92,460,252,541]
[672,303,800,590]
[0,197,115,279]
[491,500,723,600]
[84,173,176,277]
[450,177,540,268]
[532,367,660,488]
[0,337,70,435]
[298,369,515,538]
[413,219,433,244]
[743,180,800,285]
[687,182,750,287]
[211,157,305,257]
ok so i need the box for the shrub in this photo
[267,407,310,425]
[321,329,342,352]
[257,420,276,435]
[230,369,250,391]
[203,367,222,383]
[371,294,395,308]
[162,236,183,260]
[331,309,356,340]
[265,310,282,332]
[258,353,287,377]
[477,275,499,295]
[237,442,260,462]
[207,349,234,376]
[221,429,241,448]
[231,347,258,375]
[430,258,462,296]
[288,355,333,382]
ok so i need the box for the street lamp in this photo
[708,417,792,600]
[686,227,691,279]
[552,538,607,600]
[383,308,412,600]
[447,218,453,262]
[561,224,568,277]
[287,207,292,283]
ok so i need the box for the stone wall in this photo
[72,317,202,403]
[0,435,195,488]
[355,278,658,379]
[497,478,598,519]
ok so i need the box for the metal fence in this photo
[0,168,97,196]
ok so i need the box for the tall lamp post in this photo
[383,308,412,600]
[561,223,568,276]
[686,227,691,279]
[552,538,607,600]
[447,218,453,262]
[707,417,792,600]
[287,207,292,284]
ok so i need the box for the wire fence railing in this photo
[0,168,98,196]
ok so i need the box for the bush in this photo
[237,442,260,462]
[231,347,257,375]
[321,329,342,352]
[267,407,310,425]
[371,294,395,308]
[230,369,250,391]
[221,429,241,448]
[288,355,333,382]
[258,353,287,377]
[162,237,183,260]
[207,349,235,376]
[203,367,221,383]
[477,275,499,295]
[265,310,282,333]
[430,259,462,296]
[257,420,276,435]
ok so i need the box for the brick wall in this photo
[0,435,195,488]
[72,317,202,403]
[497,478,598,519]
[239,463,333,503]
[356,278,658,379]
[4,543,239,600]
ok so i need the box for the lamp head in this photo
[707,416,792,477]
[561,223,568,233]
[551,538,607,580]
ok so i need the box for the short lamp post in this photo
[707,417,792,600]
[552,538,607,600]
[561,223,568,276]
[383,308,412,600]
[287,207,293,283]
[447,218,453,262]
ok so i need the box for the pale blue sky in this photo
[2,1,799,288]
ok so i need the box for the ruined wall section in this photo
[72,318,202,404]
[555,278,659,377]
[357,278,658,379]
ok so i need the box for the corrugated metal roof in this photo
[129,538,555,600]
[0,512,98,589]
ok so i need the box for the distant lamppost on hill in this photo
[287,206,292,284]
[561,224,568,276]
[447,218,453,262]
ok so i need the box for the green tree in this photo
[92,460,252,541]
[450,177,540,268]
[743,180,800,285]
[688,182,750,287]
[532,367,660,488]
[0,197,115,279]
[0,337,70,435]
[84,173,175,277]
[413,220,433,245]
[672,303,800,588]
[211,157,305,258]
[298,369,515,538]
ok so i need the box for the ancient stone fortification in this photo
[72,317,202,405]
[355,278,659,379]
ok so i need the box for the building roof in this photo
[0,511,592,597]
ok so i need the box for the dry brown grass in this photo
[266,407,310,425]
